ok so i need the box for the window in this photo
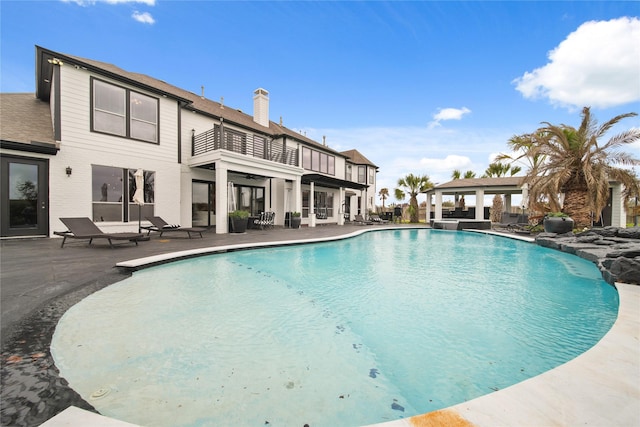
[369,168,375,185]
[358,166,366,183]
[92,165,155,222]
[301,190,333,218]
[346,164,352,181]
[301,146,336,176]
[234,185,264,216]
[302,147,312,169]
[92,78,158,143]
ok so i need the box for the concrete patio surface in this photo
[2,224,638,426]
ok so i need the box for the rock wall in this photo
[535,226,640,286]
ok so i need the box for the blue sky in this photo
[2,0,639,203]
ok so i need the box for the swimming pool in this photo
[51,229,619,426]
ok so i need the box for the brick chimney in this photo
[253,88,269,127]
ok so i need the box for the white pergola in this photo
[424,177,527,221]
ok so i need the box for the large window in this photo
[92,78,158,143]
[358,166,366,183]
[234,185,264,216]
[346,164,352,181]
[302,146,335,176]
[92,165,155,222]
[301,190,333,219]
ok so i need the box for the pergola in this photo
[424,177,527,221]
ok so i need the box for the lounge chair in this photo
[353,214,373,225]
[54,217,144,248]
[142,216,205,238]
[369,214,389,224]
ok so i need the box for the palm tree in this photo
[507,107,640,228]
[451,169,476,180]
[482,162,522,222]
[395,173,434,223]
[378,188,389,210]
[482,162,521,178]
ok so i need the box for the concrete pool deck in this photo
[2,225,638,426]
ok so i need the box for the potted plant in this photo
[228,210,250,233]
[543,212,574,234]
[291,211,301,229]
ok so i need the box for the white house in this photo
[0,46,378,238]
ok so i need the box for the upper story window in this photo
[369,168,375,184]
[302,147,335,176]
[346,164,352,181]
[92,78,159,144]
[358,166,366,183]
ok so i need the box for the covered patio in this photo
[424,177,527,223]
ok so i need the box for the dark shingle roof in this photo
[341,149,378,168]
[36,46,347,158]
[0,93,57,147]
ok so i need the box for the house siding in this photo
[48,64,182,235]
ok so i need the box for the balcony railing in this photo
[193,125,299,167]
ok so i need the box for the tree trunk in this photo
[563,189,591,229]
[409,196,419,223]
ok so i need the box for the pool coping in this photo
[43,227,640,427]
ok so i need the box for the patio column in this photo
[505,194,512,213]
[338,187,345,225]
[215,166,228,234]
[475,189,485,220]
[435,190,443,220]
[294,176,302,213]
[309,181,316,227]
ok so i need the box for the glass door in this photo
[192,181,215,227]
[1,156,49,237]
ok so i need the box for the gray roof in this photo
[425,177,526,195]
[340,149,378,168]
[0,93,57,147]
[35,46,347,158]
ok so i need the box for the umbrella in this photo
[133,169,145,233]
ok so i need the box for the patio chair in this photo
[254,212,275,230]
[353,214,373,225]
[54,217,144,248]
[142,216,205,238]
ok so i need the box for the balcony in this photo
[192,126,298,167]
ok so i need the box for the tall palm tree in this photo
[395,173,434,223]
[507,107,640,228]
[378,188,389,209]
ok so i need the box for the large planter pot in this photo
[291,216,301,229]
[229,217,248,233]
[543,216,574,234]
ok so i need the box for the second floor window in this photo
[92,78,158,143]
[358,166,366,183]
[302,146,335,176]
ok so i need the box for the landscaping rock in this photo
[535,226,640,285]
[610,257,640,284]
[617,227,640,239]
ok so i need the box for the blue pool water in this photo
[51,229,619,427]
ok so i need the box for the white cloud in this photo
[428,107,471,128]
[132,11,155,24]
[514,17,640,109]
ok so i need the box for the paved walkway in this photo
[2,224,638,427]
